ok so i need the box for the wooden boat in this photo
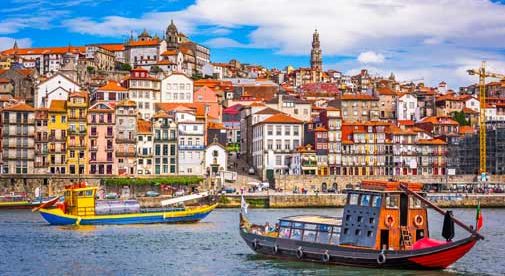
[239,180,484,270]
[37,183,218,225]
[0,193,57,209]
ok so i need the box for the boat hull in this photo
[39,203,218,225]
[240,230,478,270]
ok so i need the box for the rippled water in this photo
[0,208,503,276]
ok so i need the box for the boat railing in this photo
[140,207,186,213]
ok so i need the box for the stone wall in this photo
[273,174,505,192]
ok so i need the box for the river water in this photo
[0,208,504,276]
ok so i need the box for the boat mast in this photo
[399,184,484,240]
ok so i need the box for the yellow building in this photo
[66,92,88,175]
[47,100,68,174]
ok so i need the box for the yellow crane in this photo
[467,61,505,180]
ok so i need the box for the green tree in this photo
[86,66,95,74]
[117,63,132,71]
[452,110,469,126]
[150,65,162,74]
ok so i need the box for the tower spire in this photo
[13,40,18,49]
[310,29,322,71]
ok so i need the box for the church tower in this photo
[166,20,179,49]
[310,29,323,71]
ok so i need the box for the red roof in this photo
[260,113,302,124]
[137,119,152,134]
[3,102,34,112]
[98,80,127,92]
[127,38,160,47]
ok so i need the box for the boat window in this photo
[386,194,399,209]
[84,190,93,197]
[372,195,382,208]
[293,222,304,229]
[291,228,303,240]
[303,230,317,242]
[360,194,371,206]
[304,223,317,231]
[317,225,331,244]
[329,230,340,244]
[348,193,359,205]
[279,227,291,238]
[280,220,291,227]
[409,197,423,209]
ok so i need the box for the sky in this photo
[1,0,505,88]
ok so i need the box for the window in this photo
[409,197,423,209]
[276,126,282,136]
[293,126,299,136]
[276,155,282,165]
[348,193,359,205]
[360,194,371,206]
[386,194,399,209]
[284,126,290,136]
[267,125,273,136]
[372,195,382,208]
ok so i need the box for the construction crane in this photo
[467,61,505,180]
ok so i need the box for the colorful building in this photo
[47,100,67,174]
[66,92,88,175]
[88,102,116,175]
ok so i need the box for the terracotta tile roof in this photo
[459,125,475,135]
[69,91,88,98]
[417,138,446,145]
[254,107,281,115]
[153,110,171,119]
[2,46,85,56]
[48,100,66,112]
[314,126,327,131]
[0,78,10,83]
[341,94,379,101]
[127,38,160,47]
[156,102,208,117]
[98,80,127,91]
[462,107,479,114]
[97,44,125,52]
[161,50,177,56]
[398,120,415,126]
[208,122,225,129]
[377,87,397,96]
[418,116,459,125]
[260,113,302,124]
[137,119,152,134]
[156,59,176,65]
[3,102,34,112]
[249,102,265,107]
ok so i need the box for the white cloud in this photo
[358,51,385,64]
[204,37,248,48]
[0,37,31,51]
[58,0,505,86]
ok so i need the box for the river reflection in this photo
[0,208,503,275]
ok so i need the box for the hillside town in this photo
[0,22,504,189]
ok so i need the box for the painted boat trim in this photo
[39,203,218,225]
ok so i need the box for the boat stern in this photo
[39,208,78,225]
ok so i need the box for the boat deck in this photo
[280,215,342,226]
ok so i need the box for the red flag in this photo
[476,202,483,231]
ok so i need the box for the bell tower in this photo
[310,29,323,71]
[165,19,179,49]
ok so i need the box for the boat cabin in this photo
[340,180,429,251]
[278,215,342,244]
[63,184,97,216]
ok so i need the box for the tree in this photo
[150,65,162,74]
[86,66,95,74]
[117,63,132,71]
[451,110,469,126]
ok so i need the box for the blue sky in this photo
[1,0,505,87]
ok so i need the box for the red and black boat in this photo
[239,180,484,270]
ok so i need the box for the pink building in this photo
[193,86,222,120]
[88,102,116,175]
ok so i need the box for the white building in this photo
[125,31,167,68]
[397,93,418,121]
[464,96,480,113]
[35,73,80,108]
[265,94,312,122]
[176,112,204,175]
[251,113,303,181]
[204,143,227,176]
[125,68,161,119]
[160,72,194,103]
[202,63,224,79]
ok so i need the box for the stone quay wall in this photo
[273,174,505,192]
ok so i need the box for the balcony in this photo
[89,132,98,138]
[68,128,87,135]
[301,161,317,167]
[116,151,136,157]
[68,116,86,121]
[178,145,204,150]
[68,143,87,149]
[35,148,48,155]
[116,138,136,144]
[34,161,49,167]
[90,146,98,151]
[105,132,114,138]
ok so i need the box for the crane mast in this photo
[467,61,505,180]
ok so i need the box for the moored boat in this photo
[0,193,57,209]
[37,183,218,225]
[239,180,484,270]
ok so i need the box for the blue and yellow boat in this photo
[37,184,218,225]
